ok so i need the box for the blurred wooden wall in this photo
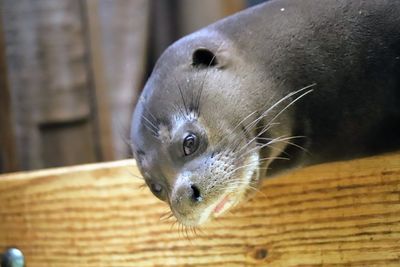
[0,0,247,173]
[0,0,150,172]
[0,10,17,173]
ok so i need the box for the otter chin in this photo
[131,0,400,226]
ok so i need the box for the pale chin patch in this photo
[197,152,260,225]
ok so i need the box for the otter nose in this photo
[190,184,202,202]
[175,184,202,203]
[172,183,203,214]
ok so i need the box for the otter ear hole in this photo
[192,48,218,68]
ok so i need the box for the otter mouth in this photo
[202,156,260,224]
[212,166,260,218]
[212,193,234,217]
[171,152,261,226]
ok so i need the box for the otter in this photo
[130,0,400,226]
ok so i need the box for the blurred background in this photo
[0,0,266,173]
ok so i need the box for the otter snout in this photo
[171,182,203,215]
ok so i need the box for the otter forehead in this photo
[131,32,254,150]
[157,28,230,65]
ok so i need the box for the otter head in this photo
[130,30,295,226]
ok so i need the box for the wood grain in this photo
[0,154,399,266]
[82,0,114,162]
[97,0,149,160]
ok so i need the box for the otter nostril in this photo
[190,184,202,202]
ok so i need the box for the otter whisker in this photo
[141,101,159,123]
[141,115,158,131]
[234,123,277,154]
[225,156,288,178]
[178,222,184,239]
[256,142,291,157]
[215,109,260,148]
[225,182,266,197]
[226,85,315,155]
[180,223,184,239]
[185,225,194,242]
[173,219,191,241]
[244,84,315,133]
[225,156,272,177]
[142,122,158,137]
[124,169,144,180]
[268,139,309,153]
[165,214,175,221]
[247,88,314,145]
[261,90,314,138]
[223,155,289,187]
[174,77,190,116]
[137,183,147,190]
[171,103,188,119]
[189,226,195,236]
[184,225,189,240]
[190,226,199,238]
[142,104,161,132]
[160,210,175,221]
[197,226,205,236]
[256,135,305,142]
[236,135,287,159]
[253,122,281,131]
[170,218,180,231]
[245,87,314,150]
[225,159,262,176]
[142,115,159,137]
[238,135,306,160]
[121,135,133,148]
[214,98,278,154]
[225,121,279,156]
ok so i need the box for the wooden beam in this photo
[0,154,399,266]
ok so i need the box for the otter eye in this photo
[183,133,199,156]
[150,183,162,194]
[149,182,165,200]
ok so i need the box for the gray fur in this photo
[131,0,400,226]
